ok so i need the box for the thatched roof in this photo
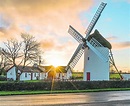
[39,66,68,73]
[87,29,112,49]
[6,65,43,73]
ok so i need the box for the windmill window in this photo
[88,57,89,60]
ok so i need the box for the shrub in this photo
[1,81,130,91]
[0,76,6,81]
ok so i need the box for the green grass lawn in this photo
[72,73,121,80]
[110,73,121,79]
[0,73,121,83]
[0,81,8,83]
[1,88,130,96]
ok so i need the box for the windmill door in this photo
[87,72,90,81]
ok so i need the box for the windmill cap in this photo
[87,29,112,49]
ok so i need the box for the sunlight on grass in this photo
[51,72,55,92]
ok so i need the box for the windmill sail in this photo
[68,25,84,44]
[66,44,84,70]
[85,2,107,39]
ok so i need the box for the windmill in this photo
[65,2,112,81]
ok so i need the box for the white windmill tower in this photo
[65,2,112,81]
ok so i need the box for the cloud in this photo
[128,0,130,3]
[0,0,95,67]
[40,39,55,50]
[0,0,94,53]
[106,35,130,50]
[112,41,130,49]
[106,36,117,41]
[105,18,112,22]
[0,0,94,40]
[40,38,76,51]
[0,0,93,13]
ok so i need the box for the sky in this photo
[0,0,130,72]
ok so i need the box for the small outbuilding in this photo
[121,73,130,80]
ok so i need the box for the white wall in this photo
[20,72,31,81]
[55,69,72,80]
[7,66,48,81]
[56,73,63,79]
[19,72,47,81]
[7,66,16,80]
[84,47,109,81]
[40,73,46,80]
[122,74,130,80]
[32,72,39,80]
[56,73,59,79]
[56,73,67,80]
[66,69,72,79]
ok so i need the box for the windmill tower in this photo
[66,2,112,81]
[84,30,111,81]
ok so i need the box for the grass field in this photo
[110,73,121,79]
[1,88,130,96]
[72,72,121,79]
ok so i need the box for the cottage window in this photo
[34,73,36,77]
[10,72,12,75]
[25,73,27,77]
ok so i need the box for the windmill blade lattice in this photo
[85,2,107,39]
[66,44,84,70]
[68,25,84,44]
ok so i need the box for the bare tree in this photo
[1,40,22,80]
[1,33,41,80]
[0,48,11,75]
[110,64,116,73]
[21,33,41,67]
[2,39,22,66]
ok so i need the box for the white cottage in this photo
[39,66,72,80]
[6,65,47,81]
[55,66,72,80]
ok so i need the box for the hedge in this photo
[0,81,130,91]
[0,76,6,81]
